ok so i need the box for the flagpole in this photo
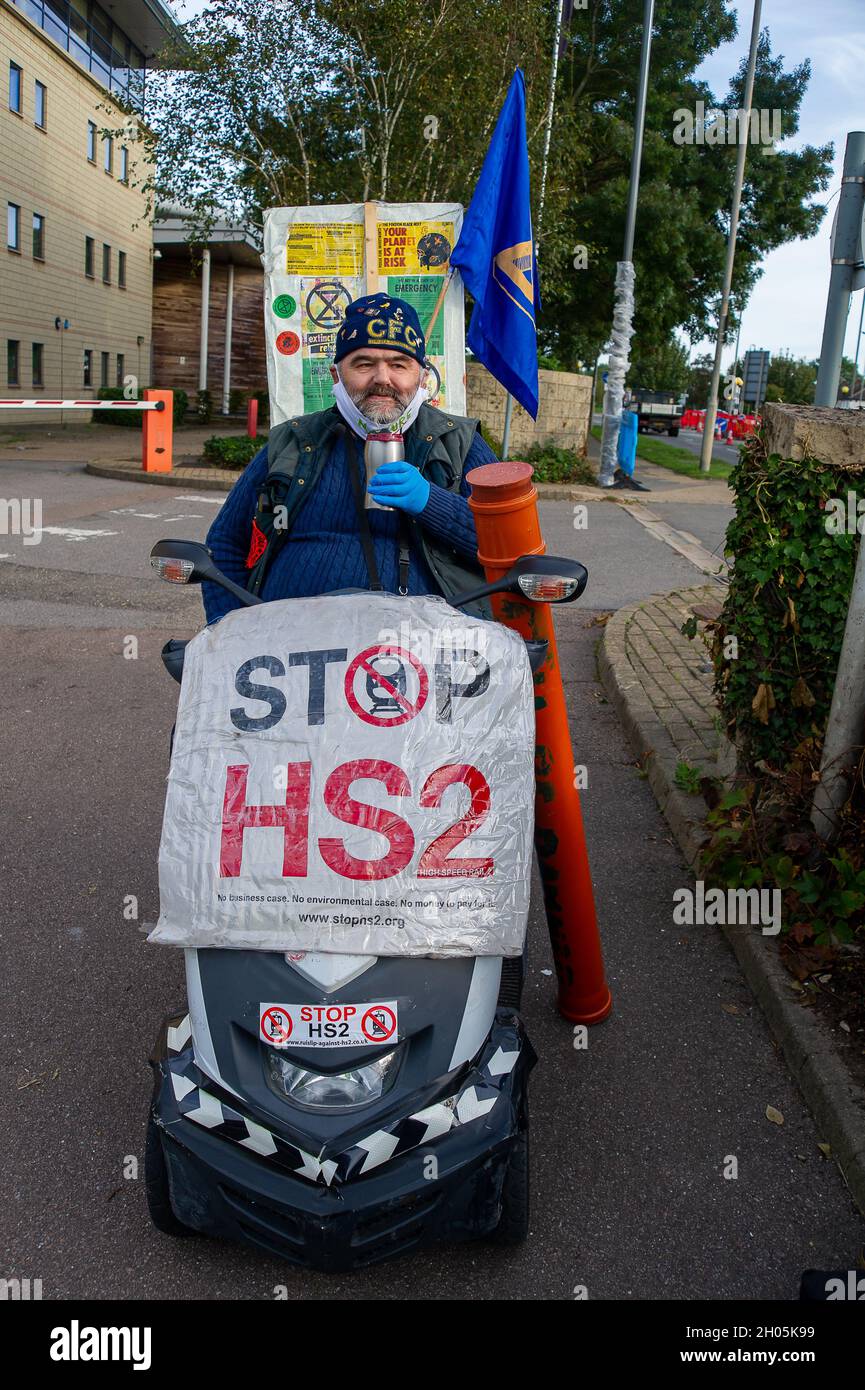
[502,0,564,461]
[501,393,515,458]
[423,267,453,341]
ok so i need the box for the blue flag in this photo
[451,68,540,420]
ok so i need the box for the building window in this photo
[7,203,20,252]
[83,348,93,387]
[102,243,111,283]
[7,1,147,114]
[119,146,129,183]
[34,80,47,129]
[9,61,22,115]
[87,119,96,162]
[103,135,113,175]
[32,343,44,389]
[7,340,20,387]
[116,353,125,388]
[70,0,89,44]
[118,249,126,288]
[85,236,94,277]
[32,213,45,261]
[100,351,109,388]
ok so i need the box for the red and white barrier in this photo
[0,390,173,472]
[0,398,163,410]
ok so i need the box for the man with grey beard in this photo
[202,292,498,622]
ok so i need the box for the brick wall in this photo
[465,362,593,457]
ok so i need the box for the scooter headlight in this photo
[265,1049,400,1109]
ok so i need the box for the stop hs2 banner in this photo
[150,594,534,957]
[261,202,467,427]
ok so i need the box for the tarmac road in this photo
[1,451,862,1300]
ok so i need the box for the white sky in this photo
[170,0,865,366]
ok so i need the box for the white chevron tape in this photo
[167,1015,192,1054]
[487,1047,519,1076]
[239,1119,278,1157]
[170,1071,196,1103]
[185,1090,225,1130]
[455,1086,497,1124]
[357,1130,401,1174]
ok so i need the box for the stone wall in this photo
[761,402,865,465]
[465,362,593,457]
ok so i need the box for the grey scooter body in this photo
[146,549,587,1269]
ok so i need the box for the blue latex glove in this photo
[367,460,430,515]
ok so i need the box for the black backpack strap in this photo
[397,513,411,595]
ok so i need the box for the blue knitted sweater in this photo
[202,426,498,623]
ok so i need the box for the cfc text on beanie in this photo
[333,293,427,366]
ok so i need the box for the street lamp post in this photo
[699,0,763,472]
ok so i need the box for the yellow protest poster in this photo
[265,204,465,425]
[285,222,364,276]
[377,221,453,275]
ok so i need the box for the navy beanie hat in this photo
[333,293,426,366]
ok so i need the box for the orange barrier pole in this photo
[142,389,173,473]
[247,397,259,439]
[467,461,612,1025]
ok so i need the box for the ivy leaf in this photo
[751,682,776,724]
[790,676,815,708]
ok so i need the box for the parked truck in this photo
[625,388,685,436]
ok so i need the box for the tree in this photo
[686,353,716,406]
[764,351,818,404]
[120,0,560,242]
[122,0,832,367]
[628,336,690,392]
[539,4,832,366]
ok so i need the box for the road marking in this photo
[624,506,728,581]
[39,526,118,541]
[109,508,162,518]
[176,495,224,504]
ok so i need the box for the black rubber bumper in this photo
[150,1012,534,1272]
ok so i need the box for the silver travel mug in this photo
[364,431,404,510]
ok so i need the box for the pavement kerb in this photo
[600,593,865,1215]
[86,462,239,492]
[84,459,641,504]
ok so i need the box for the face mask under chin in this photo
[332,370,429,438]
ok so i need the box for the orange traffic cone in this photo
[467,461,612,1025]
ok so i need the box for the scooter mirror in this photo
[449,553,588,610]
[150,539,263,607]
[150,538,215,585]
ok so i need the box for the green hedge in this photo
[92,388,189,427]
[202,434,268,469]
[712,434,862,770]
[523,441,595,486]
[701,434,865,950]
